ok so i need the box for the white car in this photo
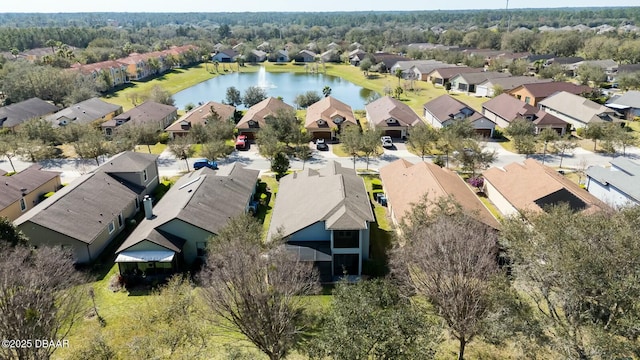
[381,136,393,148]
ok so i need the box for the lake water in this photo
[172,67,374,110]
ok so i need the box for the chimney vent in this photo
[143,195,154,220]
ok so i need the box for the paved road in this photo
[1,141,639,184]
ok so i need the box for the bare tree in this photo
[0,134,20,172]
[168,135,195,171]
[392,198,500,360]
[0,245,87,360]
[73,127,110,165]
[199,215,319,360]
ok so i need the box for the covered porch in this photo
[115,250,182,284]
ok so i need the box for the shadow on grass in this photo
[365,209,392,277]
[254,180,273,225]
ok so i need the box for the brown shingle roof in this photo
[429,66,483,79]
[509,81,592,98]
[102,101,177,128]
[165,101,235,132]
[305,96,356,130]
[365,96,422,127]
[0,165,60,209]
[236,97,294,130]
[423,94,486,124]
[380,159,499,229]
[483,159,608,214]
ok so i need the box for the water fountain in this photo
[257,66,276,89]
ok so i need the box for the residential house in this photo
[15,152,159,264]
[165,101,235,138]
[449,71,511,94]
[389,60,451,80]
[115,163,259,276]
[545,57,585,67]
[565,59,618,78]
[427,66,484,86]
[348,49,367,66]
[102,101,178,136]
[0,98,59,131]
[236,97,295,139]
[274,49,290,63]
[246,49,267,63]
[605,90,640,120]
[475,76,552,98]
[257,41,270,51]
[508,81,592,106]
[320,49,341,63]
[305,96,357,140]
[366,96,422,138]
[482,159,608,217]
[267,162,375,281]
[608,63,640,83]
[212,49,239,63]
[379,159,499,229]
[586,157,640,208]
[44,98,123,128]
[538,91,618,130]
[295,50,317,63]
[327,42,340,50]
[0,165,61,222]
[71,60,129,88]
[371,53,411,72]
[423,95,496,137]
[482,93,568,135]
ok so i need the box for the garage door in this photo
[475,129,492,138]
[313,131,332,140]
[240,131,255,140]
[385,130,402,138]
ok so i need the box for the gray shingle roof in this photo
[44,98,122,127]
[478,76,552,91]
[15,172,138,244]
[116,163,259,253]
[606,91,640,108]
[539,91,617,124]
[0,98,59,128]
[102,101,177,128]
[268,161,374,241]
[0,165,60,209]
[587,157,640,202]
[98,150,159,174]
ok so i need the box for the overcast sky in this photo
[0,0,635,13]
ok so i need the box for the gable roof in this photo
[483,93,567,127]
[586,157,640,203]
[14,172,138,244]
[365,96,422,127]
[423,94,488,124]
[165,101,235,132]
[98,151,159,174]
[117,163,259,253]
[45,97,122,127]
[483,159,608,214]
[372,53,411,69]
[606,90,640,109]
[379,159,499,229]
[0,98,59,128]
[451,71,511,85]
[509,81,592,98]
[478,76,553,91]
[539,91,617,124]
[429,66,483,79]
[102,101,177,128]
[0,165,60,209]
[237,97,294,129]
[305,96,356,129]
[268,161,374,240]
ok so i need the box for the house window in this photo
[524,96,531,104]
[196,242,207,257]
[19,198,27,212]
[108,221,115,234]
[118,213,123,228]
[143,169,148,182]
[334,230,359,248]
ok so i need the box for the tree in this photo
[242,86,267,108]
[18,117,58,145]
[539,128,559,165]
[505,119,537,155]
[0,244,86,360]
[73,127,110,165]
[225,86,242,106]
[576,63,607,85]
[395,68,403,88]
[322,85,332,97]
[501,206,640,359]
[392,200,501,360]
[271,152,290,179]
[360,127,382,170]
[584,122,607,151]
[199,215,319,360]
[507,59,529,76]
[553,138,577,168]
[17,137,58,162]
[451,140,496,178]
[339,126,361,169]
[294,91,321,109]
[146,85,175,106]
[168,135,195,171]
[359,58,372,77]
[0,217,28,247]
[606,125,638,156]
[307,279,439,360]
[407,123,439,160]
[0,134,20,172]
[200,139,234,162]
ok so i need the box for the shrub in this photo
[370,179,383,190]
[576,127,585,137]
[158,132,170,144]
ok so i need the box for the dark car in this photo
[193,159,218,170]
[316,138,329,151]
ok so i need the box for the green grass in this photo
[478,196,503,221]
[258,175,279,238]
[134,143,166,155]
[361,174,393,276]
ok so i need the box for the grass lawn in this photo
[101,64,221,111]
[134,143,166,155]
[361,174,393,276]
[257,175,279,238]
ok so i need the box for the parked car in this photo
[316,138,328,151]
[235,135,247,149]
[381,136,393,148]
[193,159,218,170]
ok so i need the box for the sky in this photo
[0,0,636,13]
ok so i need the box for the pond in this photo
[172,66,375,111]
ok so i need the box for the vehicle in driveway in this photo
[235,135,247,149]
[193,159,218,170]
[381,136,393,148]
[316,138,329,151]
